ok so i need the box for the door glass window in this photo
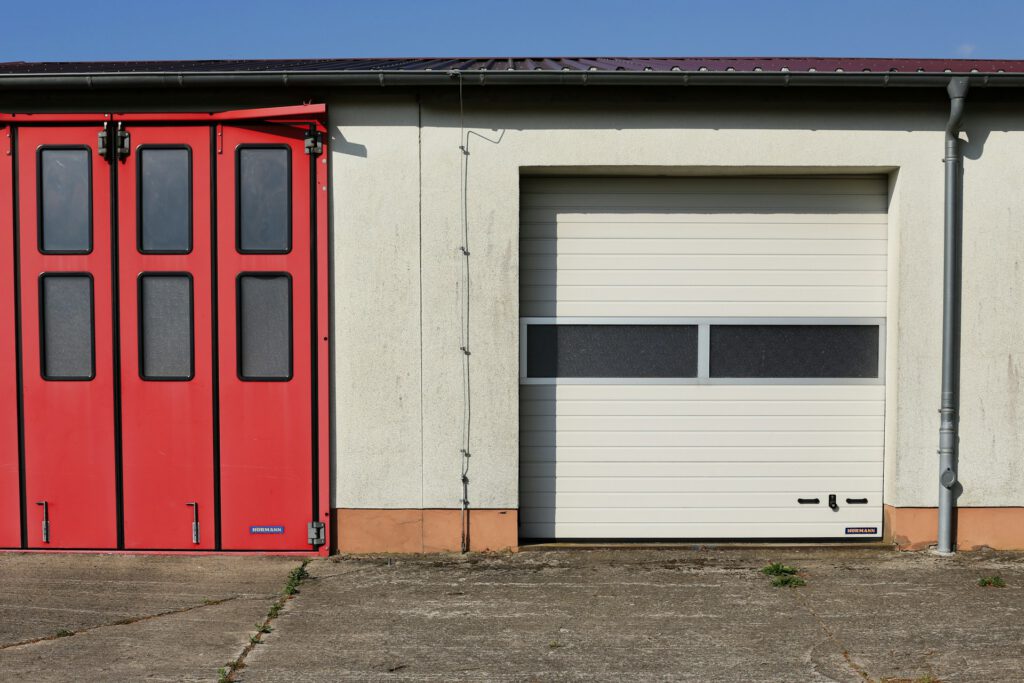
[237,147,290,253]
[40,274,94,380]
[139,274,193,380]
[39,148,91,253]
[139,147,191,253]
[527,324,699,378]
[709,324,880,378]
[237,274,292,380]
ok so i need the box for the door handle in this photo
[186,502,199,544]
[36,501,49,543]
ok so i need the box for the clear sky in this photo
[2,0,1020,62]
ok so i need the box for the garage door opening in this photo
[519,176,888,541]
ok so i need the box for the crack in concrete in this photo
[791,588,872,683]
[222,560,310,682]
[0,594,271,652]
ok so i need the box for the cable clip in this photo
[460,346,471,356]
[460,246,470,256]
[461,449,471,458]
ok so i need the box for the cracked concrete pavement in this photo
[0,554,300,682]
[1,548,1022,681]
[240,548,1024,683]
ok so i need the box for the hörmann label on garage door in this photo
[519,176,886,540]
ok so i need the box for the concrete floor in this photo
[1,548,1022,682]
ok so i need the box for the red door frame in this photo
[0,106,330,555]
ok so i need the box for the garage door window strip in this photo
[521,317,884,385]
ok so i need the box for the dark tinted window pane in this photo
[527,324,698,378]
[41,275,93,379]
[40,149,91,253]
[139,148,191,253]
[140,275,193,379]
[710,325,880,378]
[238,148,290,252]
[238,275,291,380]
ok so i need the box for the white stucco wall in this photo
[329,87,1024,511]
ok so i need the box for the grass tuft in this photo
[771,574,806,588]
[761,562,799,577]
[978,576,1006,588]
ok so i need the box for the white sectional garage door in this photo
[519,176,887,540]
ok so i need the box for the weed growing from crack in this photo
[761,563,799,577]
[978,576,1006,588]
[54,629,74,638]
[771,574,806,588]
[284,562,310,596]
[217,559,311,682]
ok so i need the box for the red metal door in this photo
[117,126,215,549]
[216,124,314,550]
[0,125,20,547]
[18,125,118,549]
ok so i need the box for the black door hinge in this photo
[115,122,130,161]
[98,122,111,160]
[304,129,323,156]
[307,521,325,546]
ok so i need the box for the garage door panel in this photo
[522,414,884,432]
[520,461,881,479]
[520,522,881,539]
[525,301,886,317]
[524,269,889,287]
[520,399,885,416]
[521,491,882,509]
[521,475,882,494]
[521,253,887,272]
[520,384,885,401]
[521,447,883,463]
[522,175,888,196]
[522,238,887,256]
[520,506,883,525]
[522,431,885,448]
[522,285,886,303]
[520,193,886,212]
[519,175,888,541]
[521,222,888,240]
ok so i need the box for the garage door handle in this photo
[797,498,820,505]
[846,498,869,505]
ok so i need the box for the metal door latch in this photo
[828,494,839,511]
[186,502,200,544]
[36,501,49,543]
[307,521,325,546]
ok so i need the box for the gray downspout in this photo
[937,77,969,555]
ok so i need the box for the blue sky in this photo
[2,0,1020,62]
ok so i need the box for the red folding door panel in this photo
[0,128,19,547]
[18,125,118,549]
[216,124,315,550]
[117,126,216,549]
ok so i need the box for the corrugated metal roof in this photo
[1,57,1023,75]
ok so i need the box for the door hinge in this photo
[307,521,326,546]
[304,129,323,156]
[115,122,130,161]
[98,122,111,160]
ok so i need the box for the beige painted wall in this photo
[328,87,1024,511]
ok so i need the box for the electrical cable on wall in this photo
[451,70,473,553]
